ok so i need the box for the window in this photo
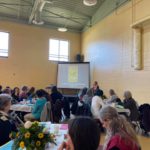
[49,39,69,61]
[0,32,9,57]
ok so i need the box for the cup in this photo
[54,125,59,135]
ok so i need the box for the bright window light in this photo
[0,32,9,57]
[49,39,69,62]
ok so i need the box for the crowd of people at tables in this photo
[0,82,144,149]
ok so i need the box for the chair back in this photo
[40,101,53,122]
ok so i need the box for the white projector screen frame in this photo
[57,62,90,89]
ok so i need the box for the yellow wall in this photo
[0,21,81,89]
[82,0,150,104]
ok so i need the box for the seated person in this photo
[99,106,140,150]
[58,117,100,150]
[12,87,20,103]
[82,88,93,106]
[0,94,17,146]
[78,87,88,101]
[19,86,28,102]
[2,87,12,95]
[106,89,118,104]
[91,89,104,118]
[24,89,47,121]
[92,81,100,95]
[27,87,36,99]
[123,91,139,122]
[0,85,2,94]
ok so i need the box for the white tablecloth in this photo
[43,123,68,150]
[10,104,33,112]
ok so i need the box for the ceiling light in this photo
[58,27,68,32]
[83,0,97,6]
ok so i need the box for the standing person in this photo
[58,117,101,150]
[123,91,139,122]
[91,89,104,118]
[50,86,63,105]
[0,94,17,146]
[50,86,63,122]
[99,106,140,150]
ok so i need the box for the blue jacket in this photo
[32,97,46,119]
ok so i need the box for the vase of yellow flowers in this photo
[11,121,56,150]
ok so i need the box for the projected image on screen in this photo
[68,65,78,83]
[57,63,90,89]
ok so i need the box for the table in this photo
[116,107,130,116]
[0,123,68,150]
[105,103,130,116]
[10,104,34,113]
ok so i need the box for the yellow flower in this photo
[38,133,44,139]
[36,141,41,147]
[50,133,55,139]
[24,132,30,138]
[33,121,39,125]
[19,141,25,149]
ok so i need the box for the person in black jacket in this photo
[123,91,139,122]
[50,86,63,105]
[50,86,63,122]
[0,94,17,146]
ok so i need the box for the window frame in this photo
[49,38,70,62]
[0,31,9,58]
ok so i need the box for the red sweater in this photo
[106,134,139,150]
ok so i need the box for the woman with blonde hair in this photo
[99,106,140,150]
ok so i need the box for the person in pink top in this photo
[99,106,140,150]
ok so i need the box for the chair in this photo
[52,99,63,123]
[40,101,53,122]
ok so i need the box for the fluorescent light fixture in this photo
[58,27,68,32]
[83,0,97,6]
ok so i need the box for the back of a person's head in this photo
[124,91,132,99]
[94,89,103,97]
[81,87,88,96]
[36,89,45,98]
[51,86,58,93]
[86,88,93,97]
[109,89,115,96]
[69,117,100,150]
[0,94,12,111]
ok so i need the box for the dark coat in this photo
[0,111,17,146]
[51,91,63,105]
[123,98,139,121]
[139,104,150,132]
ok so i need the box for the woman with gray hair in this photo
[123,91,139,122]
[0,94,17,146]
[99,106,140,150]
